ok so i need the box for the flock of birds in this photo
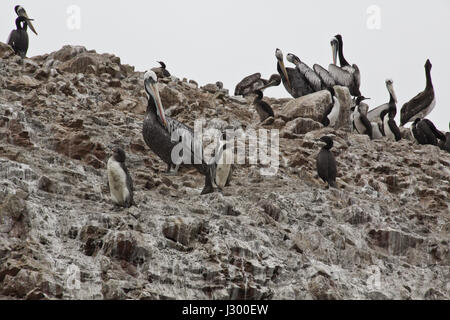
[5,6,450,209]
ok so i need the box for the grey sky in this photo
[2,0,449,130]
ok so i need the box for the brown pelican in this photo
[275,48,313,98]
[381,106,401,141]
[400,60,435,126]
[151,61,171,79]
[411,118,446,146]
[367,79,398,122]
[328,35,361,97]
[234,73,281,96]
[7,16,29,58]
[15,5,37,35]
[316,136,337,188]
[142,70,215,194]
[253,90,275,122]
[286,53,327,92]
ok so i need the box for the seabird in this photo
[151,61,171,79]
[381,106,402,141]
[367,79,398,122]
[328,35,361,97]
[142,70,215,194]
[411,118,446,146]
[234,73,281,96]
[275,48,313,98]
[213,132,233,190]
[14,5,37,35]
[253,90,275,123]
[316,136,337,188]
[351,96,373,139]
[107,147,135,208]
[401,60,435,126]
[7,16,29,58]
[322,87,341,127]
[286,53,323,92]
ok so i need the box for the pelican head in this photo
[385,79,398,103]
[286,53,301,66]
[144,70,167,128]
[425,59,432,71]
[258,74,281,91]
[15,5,37,35]
[275,48,291,90]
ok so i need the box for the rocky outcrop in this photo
[0,44,449,300]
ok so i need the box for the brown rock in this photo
[280,90,331,122]
[281,118,323,138]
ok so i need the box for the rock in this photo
[60,54,98,75]
[368,229,424,255]
[333,86,353,131]
[0,42,15,59]
[37,176,56,193]
[202,83,219,93]
[258,200,281,221]
[280,90,332,123]
[51,45,87,62]
[103,232,150,266]
[0,194,30,238]
[159,85,186,108]
[162,218,205,247]
[281,117,323,138]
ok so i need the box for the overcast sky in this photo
[1,0,449,130]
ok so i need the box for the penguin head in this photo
[319,136,334,150]
[112,147,126,163]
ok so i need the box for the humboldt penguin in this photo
[381,106,402,141]
[322,87,341,127]
[213,131,233,190]
[107,147,135,208]
[316,136,337,188]
[401,60,435,126]
[253,90,275,123]
[351,96,373,139]
[411,118,446,146]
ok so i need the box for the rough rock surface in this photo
[0,44,449,300]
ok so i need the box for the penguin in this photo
[411,118,446,146]
[253,90,275,123]
[381,106,402,141]
[107,147,135,208]
[322,87,341,127]
[213,131,233,190]
[351,96,373,139]
[316,136,337,188]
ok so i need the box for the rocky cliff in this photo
[0,43,449,300]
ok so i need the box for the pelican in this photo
[400,60,435,126]
[328,35,361,97]
[15,5,37,35]
[234,73,281,96]
[286,53,323,92]
[253,90,275,123]
[275,48,313,98]
[142,70,215,194]
[7,16,29,58]
[368,79,398,122]
[151,61,171,79]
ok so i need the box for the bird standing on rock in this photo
[107,147,135,208]
[411,118,446,146]
[151,61,171,79]
[316,136,337,189]
[253,90,275,123]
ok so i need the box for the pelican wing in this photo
[328,64,353,88]
[286,67,313,98]
[352,64,361,89]
[235,73,261,96]
[297,62,322,92]
[401,90,435,124]
[367,103,389,122]
[313,64,336,88]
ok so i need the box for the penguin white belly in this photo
[383,116,395,141]
[214,148,232,189]
[328,100,340,127]
[354,115,367,134]
[107,158,129,205]
[371,122,383,139]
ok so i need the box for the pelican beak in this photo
[279,59,291,91]
[17,8,38,35]
[331,41,337,65]
[259,79,278,91]
[146,80,168,128]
